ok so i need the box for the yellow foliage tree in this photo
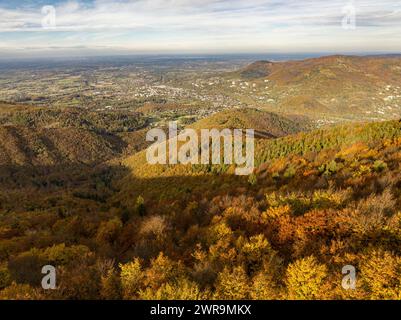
[214,266,249,300]
[144,252,182,290]
[240,234,274,273]
[250,272,278,300]
[139,277,207,300]
[285,256,328,300]
[119,258,143,300]
[360,250,401,299]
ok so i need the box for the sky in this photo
[0,0,401,58]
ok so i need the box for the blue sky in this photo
[0,0,401,57]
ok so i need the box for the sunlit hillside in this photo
[224,55,401,123]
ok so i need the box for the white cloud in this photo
[0,0,400,55]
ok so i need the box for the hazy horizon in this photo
[1,51,401,63]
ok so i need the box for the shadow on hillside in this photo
[0,162,131,212]
[116,170,251,206]
[0,159,256,215]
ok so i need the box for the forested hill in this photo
[1,105,401,300]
